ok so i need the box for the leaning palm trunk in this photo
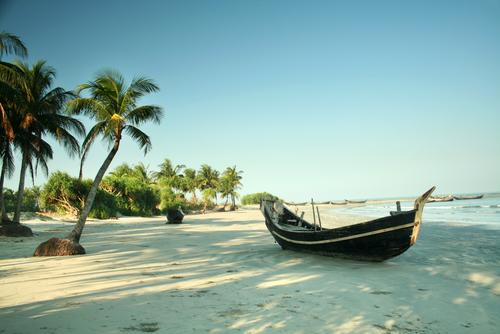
[67,139,120,243]
[13,151,28,223]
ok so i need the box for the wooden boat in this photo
[427,195,453,203]
[260,187,435,262]
[166,207,184,224]
[330,200,347,205]
[284,201,307,206]
[346,199,367,204]
[453,195,483,200]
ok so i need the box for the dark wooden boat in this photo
[330,200,347,205]
[453,195,483,200]
[260,187,435,261]
[166,207,185,224]
[346,199,367,204]
[427,195,453,203]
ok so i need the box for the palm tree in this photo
[182,168,199,202]
[0,32,27,223]
[0,125,14,222]
[153,158,185,193]
[221,166,243,210]
[133,162,152,184]
[153,158,184,180]
[0,32,28,59]
[198,164,220,205]
[6,61,83,224]
[55,70,162,250]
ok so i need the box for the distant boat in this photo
[346,199,367,204]
[427,195,454,203]
[260,187,435,262]
[330,200,347,205]
[316,201,331,205]
[284,202,307,206]
[453,195,484,200]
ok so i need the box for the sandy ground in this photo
[1,207,499,334]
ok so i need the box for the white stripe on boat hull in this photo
[270,222,415,245]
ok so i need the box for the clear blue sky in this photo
[2,0,500,200]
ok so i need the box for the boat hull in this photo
[261,187,434,262]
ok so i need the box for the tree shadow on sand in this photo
[1,217,499,333]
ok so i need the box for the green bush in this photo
[2,187,40,213]
[241,192,280,205]
[40,171,118,219]
[102,174,160,217]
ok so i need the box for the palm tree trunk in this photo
[78,156,84,181]
[67,139,120,243]
[13,151,28,223]
[0,160,10,223]
[191,191,197,203]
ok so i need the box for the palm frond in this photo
[126,105,163,126]
[124,125,152,154]
[0,32,28,58]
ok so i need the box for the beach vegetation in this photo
[102,165,159,216]
[241,192,280,205]
[219,166,243,210]
[39,171,117,219]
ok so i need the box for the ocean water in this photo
[332,193,500,229]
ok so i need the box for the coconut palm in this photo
[0,126,14,222]
[0,32,27,222]
[58,70,162,249]
[198,164,220,205]
[153,159,185,180]
[153,158,185,192]
[182,168,199,202]
[0,32,27,59]
[6,61,83,224]
[220,166,243,210]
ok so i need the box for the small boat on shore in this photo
[346,199,367,204]
[260,187,435,261]
[453,195,484,200]
[427,195,453,203]
[284,201,307,206]
[330,200,347,205]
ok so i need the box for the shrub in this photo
[102,174,160,217]
[2,187,40,213]
[40,171,118,218]
[241,192,280,205]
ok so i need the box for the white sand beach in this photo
[1,208,499,333]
